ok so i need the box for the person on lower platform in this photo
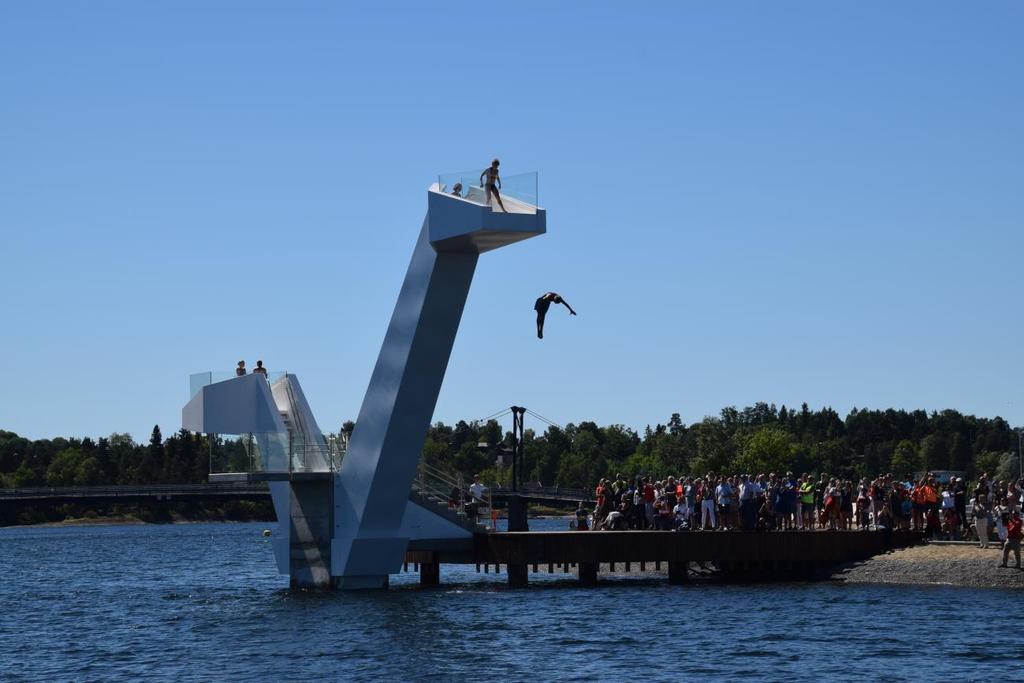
[1000,511,1022,569]
[699,478,717,530]
[534,292,576,339]
[574,501,589,530]
[673,497,690,530]
[973,494,991,549]
[602,509,627,530]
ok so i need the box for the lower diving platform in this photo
[405,529,924,587]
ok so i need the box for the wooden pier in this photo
[405,529,922,587]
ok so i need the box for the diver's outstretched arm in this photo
[560,299,577,315]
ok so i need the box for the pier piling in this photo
[507,564,528,587]
[420,555,440,586]
[579,562,598,586]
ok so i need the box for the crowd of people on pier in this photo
[571,471,1024,568]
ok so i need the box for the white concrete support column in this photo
[331,188,545,589]
[332,219,477,589]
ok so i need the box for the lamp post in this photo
[507,406,528,531]
[1017,428,1023,480]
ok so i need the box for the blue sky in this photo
[1,2,1022,441]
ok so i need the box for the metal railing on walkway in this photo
[0,483,268,501]
[413,462,493,530]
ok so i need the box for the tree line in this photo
[1,403,1021,490]
[424,403,1021,489]
[0,426,250,488]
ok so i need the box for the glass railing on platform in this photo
[207,432,289,475]
[188,370,287,399]
[206,430,345,475]
[286,431,345,473]
[437,169,538,214]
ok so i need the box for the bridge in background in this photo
[0,482,590,510]
[0,483,270,506]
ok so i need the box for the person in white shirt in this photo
[469,474,486,501]
[738,475,757,531]
[698,478,716,530]
[995,502,1009,542]
[972,495,991,549]
[716,480,734,531]
[673,500,689,530]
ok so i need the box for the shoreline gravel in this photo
[832,542,1024,590]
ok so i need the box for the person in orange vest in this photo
[911,482,926,532]
[1000,511,1022,569]
[923,478,939,518]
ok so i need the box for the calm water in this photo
[1,520,1019,682]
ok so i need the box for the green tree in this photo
[421,437,449,471]
[452,441,488,478]
[555,431,606,488]
[529,426,571,486]
[890,440,921,478]
[620,451,666,480]
[995,452,1019,481]
[734,427,793,474]
[667,413,684,437]
[920,434,948,471]
[74,457,104,485]
[948,433,972,473]
[480,419,503,451]
[974,450,1004,479]
[46,448,84,487]
[11,460,41,487]
[692,418,734,473]
[137,425,165,483]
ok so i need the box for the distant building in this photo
[477,441,514,467]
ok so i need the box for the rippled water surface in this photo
[1,521,1019,682]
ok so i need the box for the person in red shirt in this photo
[1000,511,1022,569]
[642,477,656,528]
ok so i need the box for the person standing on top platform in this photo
[479,159,507,213]
[253,360,268,376]
[236,360,246,376]
[534,292,576,339]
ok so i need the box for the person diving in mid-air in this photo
[534,292,576,339]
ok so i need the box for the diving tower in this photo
[183,173,545,589]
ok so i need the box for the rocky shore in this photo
[833,542,1024,590]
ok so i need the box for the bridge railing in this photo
[0,483,268,500]
[491,484,592,501]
